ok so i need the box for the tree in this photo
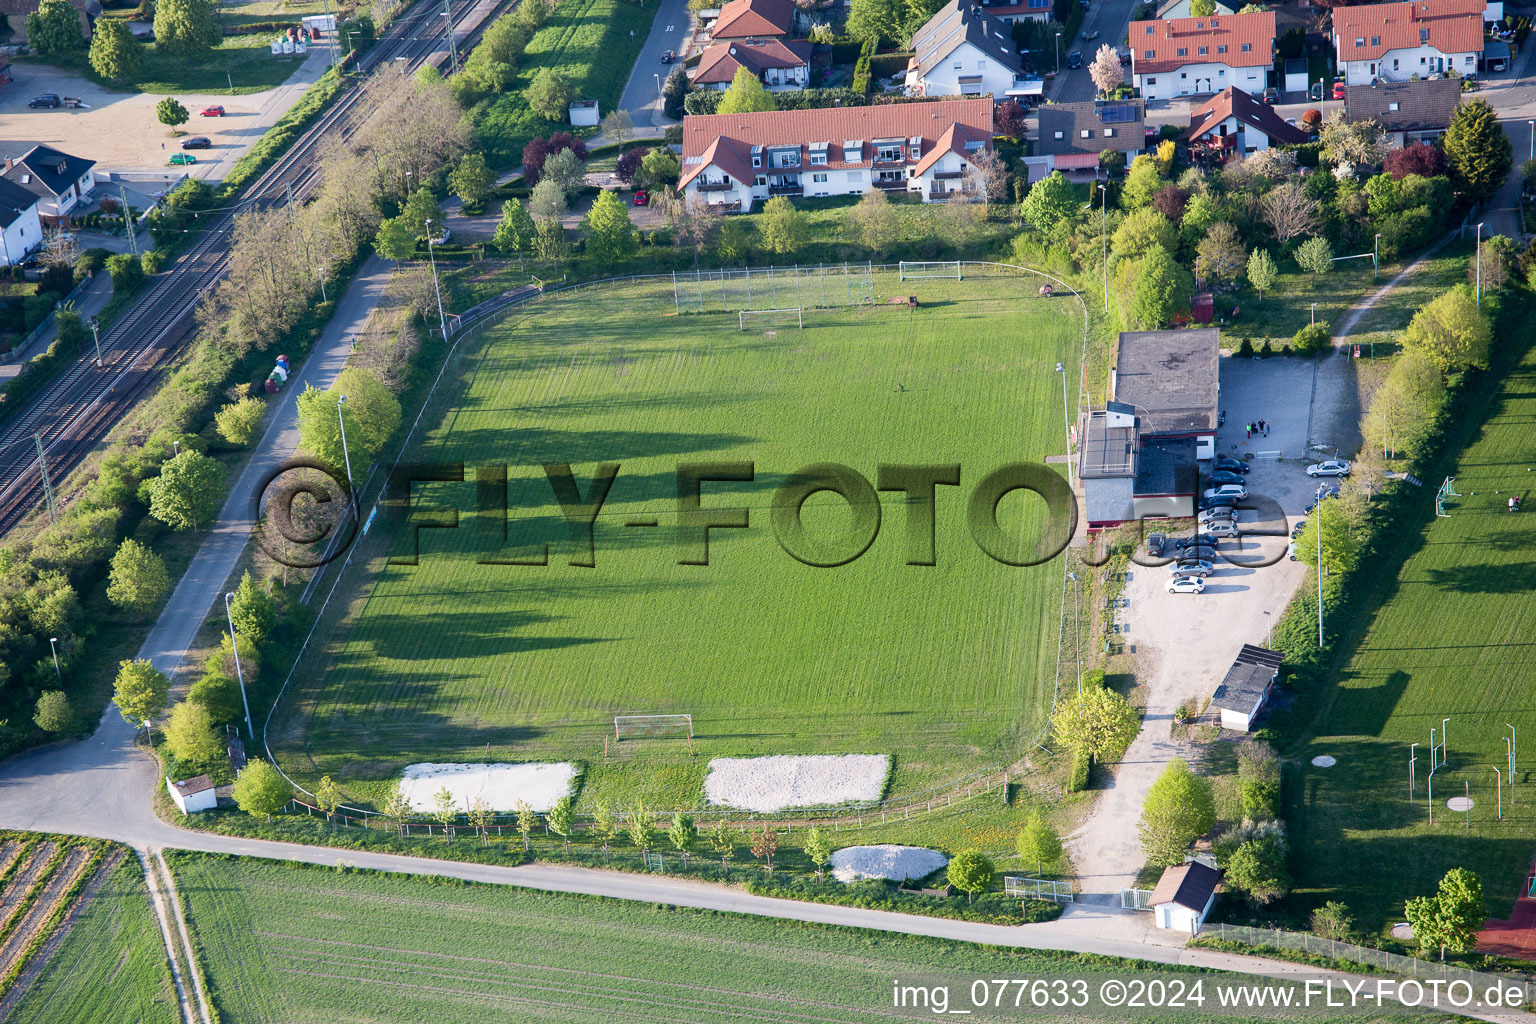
[1443,98,1513,203]
[718,66,776,114]
[759,195,805,257]
[1120,247,1189,330]
[398,187,445,240]
[1021,172,1078,233]
[115,659,168,730]
[1111,208,1177,261]
[637,148,681,190]
[1224,833,1290,906]
[1089,43,1122,97]
[229,570,276,648]
[156,97,190,135]
[468,796,492,845]
[1050,685,1140,764]
[848,186,897,255]
[232,759,291,822]
[26,0,84,55]
[296,366,402,471]
[1294,235,1334,276]
[1015,811,1063,875]
[662,66,691,120]
[1189,0,1215,12]
[527,68,572,120]
[381,783,413,837]
[995,100,1027,142]
[593,801,617,859]
[515,799,537,850]
[626,805,653,854]
[533,220,569,262]
[521,133,588,186]
[1363,348,1446,461]
[529,178,568,222]
[601,108,634,145]
[154,0,220,54]
[541,148,586,199]
[1246,248,1277,300]
[1319,110,1388,168]
[716,217,751,262]
[1405,868,1485,961]
[188,672,241,724]
[1311,900,1353,941]
[492,199,536,262]
[434,787,458,841]
[449,152,494,208]
[1402,284,1490,373]
[615,148,646,184]
[215,396,266,447]
[1121,155,1164,210]
[1137,757,1216,866]
[583,190,641,265]
[1151,184,1187,223]
[34,690,69,732]
[548,795,575,853]
[1260,182,1320,243]
[847,0,902,44]
[373,216,417,261]
[1469,235,1514,293]
[947,850,994,904]
[1385,142,1449,180]
[749,825,778,873]
[709,821,736,870]
[106,538,170,618]
[88,17,142,81]
[146,450,223,531]
[668,813,697,864]
[164,700,223,768]
[804,826,832,879]
[1196,222,1246,282]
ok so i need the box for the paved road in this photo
[616,0,694,126]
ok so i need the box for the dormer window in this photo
[1371,35,1380,46]
[1217,44,1226,53]
[1145,49,1154,58]
[1354,37,1364,47]
[1420,28,1429,42]
[1240,42,1251,52]
[1197,46,1207,55]
[1176,47,1187,56]
[1144,24,1153,33]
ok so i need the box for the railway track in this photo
[0,0,509,535]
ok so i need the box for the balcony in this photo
[769,184,803,196]
[695,181,734,192]
[872,156,906,167]
[932,170,965,180]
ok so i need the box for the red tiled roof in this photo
[1184,87,1307,144]
[1128,11,1275,75]
[1332,0,1484,62]
[693,39,813,85]
[679,99,994,188]
[711,0,794,40]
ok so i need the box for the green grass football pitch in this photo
[279,271,1085,806]
[1288,347,1536,931]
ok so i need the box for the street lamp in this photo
[336,394,355,492]
[88,314,102,367]
[1372,233,1381,277]
[1475,221,1484,307]
[1263,609,1271,649]
[1528,120,1534,161]
[1097,183,1108,312]
[48,637,60,681]
[1510,723,1518,775]
[223,592,254,739]
[654,72,663,105]
[423,218,449,340]
[1055,32,1062,75]
[1056,362,1072,486]
[1315,482,1325,647]
[1409,742,1417,804]
[1310,301,1316,326]
[315,266,327,304]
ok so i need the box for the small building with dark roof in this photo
[1210,644,1284,732]
[167,774,217,814]
[1077,404,1197,528]
[1031,100,1145,173]
[1112,328,1220,460]
[1343,78,1462,148]
[1150,860,1221,933]
[3,145,97,223]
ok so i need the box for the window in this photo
[848,171,861,182]
[1103,128,1114,137]
[1388,101,1399,111]
[1180,71,1187,78]
[1217,44,1226,54]
[1144,24,1153,34]
[752,155,761,167]
[1080,129,1091,138]
[1147,76,1157,84]
[1393,58,1399,69]
[1176,47,1187,56]
[1198,46,1207,55]
[1466,55,1475,65]
[1419,28,1429,42]
[1144,49,1154,58]
[812,173,828,183]
[810,153,827,165]
[1053,130,1064,139]
[754,175,767,185]
[1370,35,1380,46]
[1354,37,1364,47]
[1240,42,1251,52]
[953,62,962,70]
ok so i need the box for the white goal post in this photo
[899,260,962,281]
[739,307,803,330]
[614,714,694,740]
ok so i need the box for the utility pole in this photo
[34,432,56,524]
[320,0,340,70]
[1476,222,1484,307]
[88,314,102,367]
[224,592,254,739]
[119,184,138,257]
[424,218,449,339]
[443,0,459,73]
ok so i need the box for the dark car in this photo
[1213,455,1250,474]
[1199,494,1241,511]
[28,95,61,109]
[1291,520,1307,539]
[1206,470,1246,486]
[181,136,212,150]
[1118,48,1132,65]
[1262,87,1279,104]
[1066,50,1083,69]
[1303,487,1341,515]
[1146,532,1167,556]
[661,49,674,64]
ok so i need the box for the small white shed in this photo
[1209,644,1283,733]
[569,100,600,127]
[167,774,216,814]
[1150,861,1221,934]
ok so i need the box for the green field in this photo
[1288,334,1536,931]
[24,32,307,95]
[7,858,176,1024]
[275,270,1083,808]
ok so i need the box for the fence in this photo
[1203,923,1536,1001]
[1006,876,1074,902]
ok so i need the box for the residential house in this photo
[3,145,96,223]
[906,0,1026,98]
[968,0,1053,22]
[709,0,794,42]
[1344,78,1462,146]
[1128,11,1276,101]
[0,176,42,266]
[1149,861,1221,934]
[1183,86,1307,154]
[1157,0,1235,18]
[1028,99,1144,176]
[694,40,812,91]
[1210,644,1284,732]
[1332,0,1485,86]
[167,775,217,814]
[678,99,995,212]
[0,0,99,42]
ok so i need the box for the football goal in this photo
[614,714,694,740]
[739,307,803,331]
[899,261,962,281]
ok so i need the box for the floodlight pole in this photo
[336,394,355,492]
[48,637,60,681]
[1315,483,1325,647]
[1493,767,1503,820]
[1056,362,1071,486]
[1098,183,1108,312]
[1442,717,1449,768]
[1476,222,1484,307]
[224,592,254,739]
[1510,723,1517,775]
[1409,742,1417,804]
[1055,32,1062,75]
[424,218,449,339]
[1428,767,1434,824]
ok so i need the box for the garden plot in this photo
[397,763,576,812]
[830,845,948,884]
[703,755,890,812]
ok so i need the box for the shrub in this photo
[141,249,168,274]
[1237,337,1255,358]
[215,395,267,447]
[1066,747,1092,792]
[1291,321,1331,356]
[104,253,144,291]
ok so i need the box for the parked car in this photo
[201,105,225,117]
[1168,559,1214,578]
[632,190,649,207]
[28,94,61,109]
[1179,547,1219,565]
[1118,48,1132,65]
[1213,455,1250,474]
[1083,29,1099,40]
[1200,494,1241,511]
[1291,519,1307,539]
[1166,576,1206,595]
[1262,87,1279,104]
[1303,487,1340,514]
[1146,532,1167,556]
[168,153,198,165]
[1174,535,1216,550]
[1206,470,1246,486]
[1307,458,1351,477]
[1288,541,1300,561]
[1203,519,1240,538]
[180,137,212,150]
[1332,79,1346,100]
[427,225,451,245]
[1066,50,1083,69]
[661,49,674,64]
[1203,484,1248,500]
[1198,504,1236,520]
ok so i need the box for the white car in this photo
[1307,459,1351,477]
[1202,484,1248,500]
[1166,576,1206,595]
[1288,541,1300,561]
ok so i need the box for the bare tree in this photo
[41,228,79,268]
[1259,182,1320,244]
[961,147,1008,209]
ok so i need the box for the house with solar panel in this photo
[1028,100,1145,177]
[1128,11,1276,101]
[905,1,1028,99]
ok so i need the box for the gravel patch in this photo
[398,763,576,812]
[830,844,948,884]
[702,755,890,812]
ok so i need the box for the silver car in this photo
[1307,459,1351,477]
[1168,559,1214,578]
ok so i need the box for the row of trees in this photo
[31,0,218,67]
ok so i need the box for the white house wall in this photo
[0,205,42,264]
[912,40,1018,97]
[1136,60,1265,100]
[1338,45,1479,85]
